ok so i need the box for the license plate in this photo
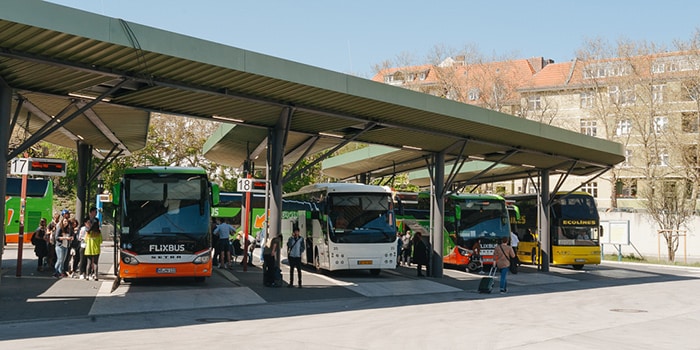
[575,259,586,262]
[482,258,494,263]
[358,260,373,265]
[156,267,176,274]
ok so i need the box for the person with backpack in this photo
[494,236,516,294]
[286,227,305,288]
[31,218,49,272]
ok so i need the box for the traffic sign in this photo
[10,157,67,177]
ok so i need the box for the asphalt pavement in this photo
[1,243,699,349]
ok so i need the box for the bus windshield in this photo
[455,199,510,241]
[328,193,394,243]
[552,194,600,246]
[123,175,209,236]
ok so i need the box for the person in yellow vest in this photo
[84,218,103,281]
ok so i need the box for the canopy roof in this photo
[2,1,624,179]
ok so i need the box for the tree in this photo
[125,113,239,189]
[576,37,697,262]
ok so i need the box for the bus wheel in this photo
[370,269,381,276]
[531,248,538,265]
[572,264,584,270]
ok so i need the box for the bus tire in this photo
[572,264,584,270]
[370,268,381,276]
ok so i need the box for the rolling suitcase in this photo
[477,265,497,294]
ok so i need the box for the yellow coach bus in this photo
[506,192,602,270]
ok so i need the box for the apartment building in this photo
[373,52,700,212]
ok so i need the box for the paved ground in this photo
[1,243,699,349]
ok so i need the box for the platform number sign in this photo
[237,178,266,193]
[10,157,67,177]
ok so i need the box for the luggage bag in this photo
[477,265,497,293]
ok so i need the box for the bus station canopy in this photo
[2,1,624,179]
[322,145,541,186]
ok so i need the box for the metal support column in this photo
[268,107,292,272]
[76,141,92,220]
[540,170,550,272]
[0,77,11,269]
[430,151,445,278]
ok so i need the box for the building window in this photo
[652,147,669,166]
[581,182,598,197]
[468,88,480,101]
[583,62,631,79]
[622,149,633,167]
[621,88,636,105]
[527,96,542,110]
[615,119,632,136]
[683,81,700,101]
[652,84,664,103]
[682,112,700,133]
[616,179,637,198]
[580,92,594,109]
[608,86,620,104]
[445,88,459,101]
[653,116,668,134]
[580,119,597,136]
[684,145,699,167]
[419,71,428,80]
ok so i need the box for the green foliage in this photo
[42,143,78,198]
[283,156,323,193]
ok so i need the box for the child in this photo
[84,218,103,281]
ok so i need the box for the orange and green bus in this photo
[506,191,602,270]
[112,167,219,282]
[4,177,53,244]
[395,192,511,273]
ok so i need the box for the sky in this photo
[46,0,700,79]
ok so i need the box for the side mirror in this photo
[112,183,121,206]
[211,183,220,206]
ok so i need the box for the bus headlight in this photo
[121,251,139,265]
[458,247,472,256]
[193,250,211,264]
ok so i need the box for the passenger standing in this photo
[510,230,520,255]
[472,238,484,274]
[46,212,59,268]
[263,234,280,287]
[77,216,90,279]
[53,210,72,278]
[494,236,516,294]
[401,230,412,266]
[84,218,103,281]
[510,230,520,267]
[232,233,244,262]
[411,232,429,277]
[246,235,255,267]
[286,227,305,288]
[396,231,403,267]
[31,218,49,272]
[213,219,234,269]
[67,217,81,277]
